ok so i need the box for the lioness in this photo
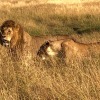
[62,39,100,61]
[37,38,100,61]
[37,39,65,60]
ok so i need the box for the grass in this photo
[0,1,100,100]
[0,48,100,100]
[1,1,100,35]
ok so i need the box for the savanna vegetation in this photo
[0,1,100,100]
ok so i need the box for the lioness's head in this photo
[37,41,58,60]
[0,20,21,47]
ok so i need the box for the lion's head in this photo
[0,20,24,49]
[37,39,64,60]
[37,41,51,60]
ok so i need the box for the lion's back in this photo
[62,39,100,60]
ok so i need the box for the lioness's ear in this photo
[48,40,52,42]
[48,40,53,46]
[45,41,50,45]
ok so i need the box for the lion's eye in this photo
[3,27,7,30]
[6,30,11,35]
[8,30,11,33]
[7,28,13,35]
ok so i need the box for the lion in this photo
[62,39,100,60]
[37,38,100,62]
[37,39,65,60]
[61,38,100,63]
[0,20,33,66]
[0,20,32,48]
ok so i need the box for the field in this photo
[0,1,100,100]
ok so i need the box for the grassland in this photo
[0,1,100,100]
[0,1,100,36]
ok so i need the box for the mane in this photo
[1,20,15,30]
[1,20,24,51]
[11,24,24,52]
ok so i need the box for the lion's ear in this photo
[48,40,53,45]
[45,41,50,45]
[14,24,20,31]
[48,40,52,42]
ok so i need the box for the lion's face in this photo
[37,41,50,60]
[1,27,14,46]
[0,20,21,48]
[37,40,61,60]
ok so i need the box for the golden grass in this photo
[0,1,100,100]
[0,1,100,35]
[0,34,100,100]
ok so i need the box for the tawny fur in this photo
[62,39,100,60]
[37,38,100,61]
[0,20,33,66]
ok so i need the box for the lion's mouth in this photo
[2,39,10,47]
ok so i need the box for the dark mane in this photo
[1,20,15,28]
[0,20,24,51]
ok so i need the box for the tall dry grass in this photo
[0,1,100,100]
[0,38,100,100]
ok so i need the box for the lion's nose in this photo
[42,57,46,60]
[2,38,10,44]
[2,36,6,38]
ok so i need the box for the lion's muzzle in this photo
[2,38,10,47]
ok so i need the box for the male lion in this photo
[0,20,33,66]
[0,20,32,48]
